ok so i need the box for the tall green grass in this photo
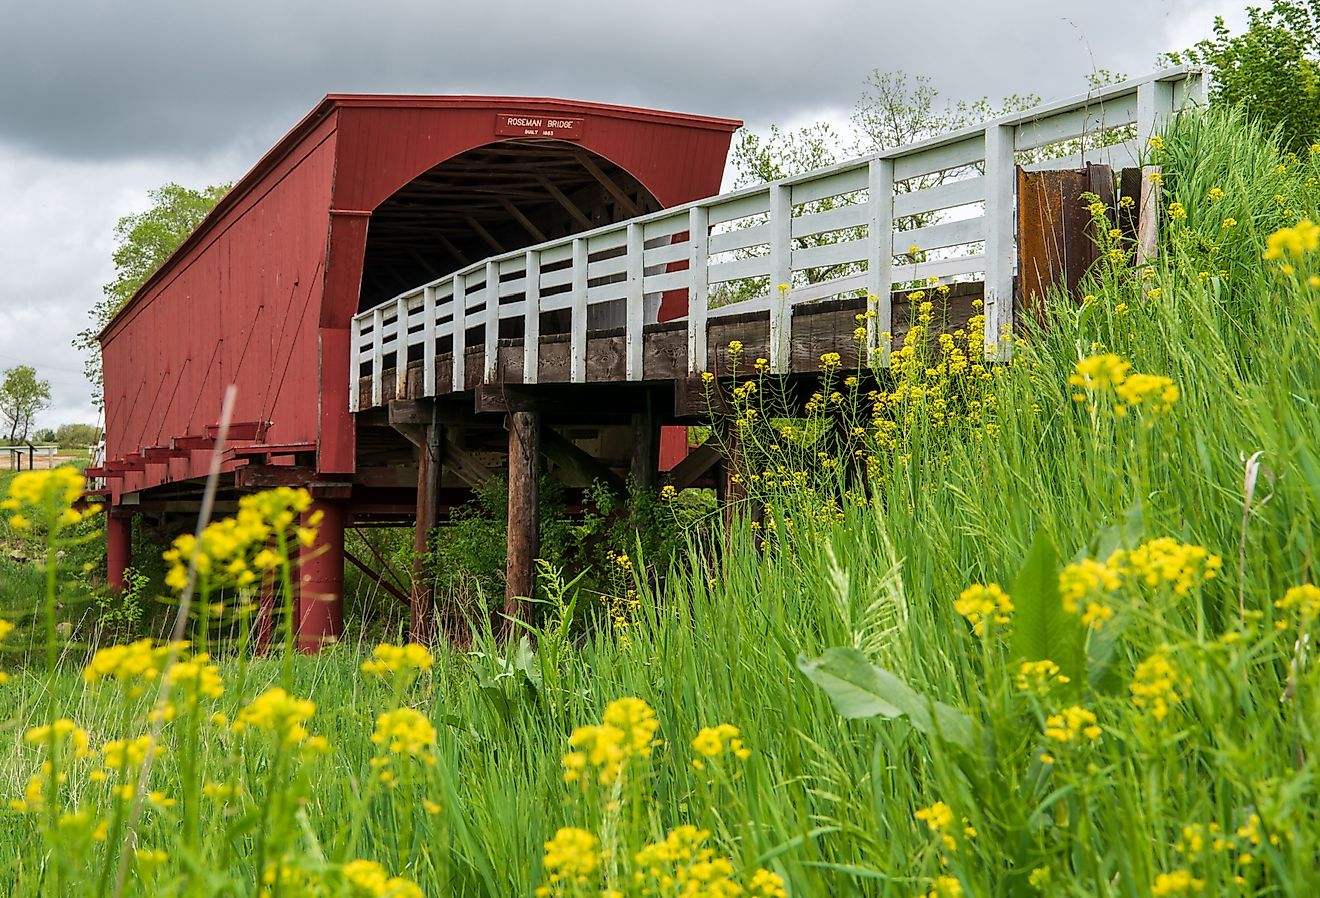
[0,108,1317,896]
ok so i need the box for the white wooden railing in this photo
[350,67,1205,411]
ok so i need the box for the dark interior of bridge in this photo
[358,139,662,311]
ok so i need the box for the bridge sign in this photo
[495,113,584,140]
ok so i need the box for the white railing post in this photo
[452,272,466,391]
[1136,78,1175,144]
[349,314,362,411]
[370,307,384,408]
[625,222,644,380]
[571,237,588,383]
[1136,78,1175,265]
[688,205,709,374]
[394,296,408,400]
[523,250,540,384]
[983,124,1015,360]
[484,260,500,383]
[422,286,436,396]
[768,183,792,373]
[865,158,894,368]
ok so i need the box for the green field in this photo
[1,109,1319,897]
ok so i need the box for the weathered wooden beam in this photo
[344,547,410,606]
[444,437,499,490]
[435,233,469,268]
[538,176,593,230]
[664,436,722,491]
[503,410,540,636]
[630,408,660,491]
[410,420,443,644]
[542,427,627,495]
[573,149,641,217]
[235,464,316,490]
[499,198,547,244]
[466,215,506,255]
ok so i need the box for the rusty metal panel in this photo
[1016,164,1115,324]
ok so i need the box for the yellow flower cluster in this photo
[1275,583,1320,619]
[99,734,160,774]
[1043,706,1102,745]
[953,583,1012,636]
[1014,659,1070,693]
[914,801,976,852]
[361,643,434,681]
[1070,354,1179,417]
[162,487,317,592]
[163,652,224,704]
[536,827,600,895]
[629,825,784,898]
[1130,651,1183,721]
[1262,219,1318,261]
[25,718,92,759]
[370,708,437,773]
[2,466,98,533]
[1150,869,1204,896]
[1060,539,1220,628]
[922,875,964,898]
[1114,373,1179,414]
[233,687,316,746]
[1059,557,1122,628]
[1124,538,1222,596]
[690,723,751,770]
[562,697,658,786]
[342,859,425,898]
[83,639,178,695]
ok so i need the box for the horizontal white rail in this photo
[350,66,1205,410]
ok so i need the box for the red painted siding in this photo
[100,97,740,500]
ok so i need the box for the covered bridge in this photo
[94,94,741,647]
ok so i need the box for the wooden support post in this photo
[297,499,345,654]
[719,419,745,535]
[106,510,132,593]
[410,415,443,645]
[503,410,540,637]
[1016,164,1115,323]
[630,402,660,492]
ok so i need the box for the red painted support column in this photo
[297,499,345,654]
[106,510,132,593]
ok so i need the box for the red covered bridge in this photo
[95,95,740,646]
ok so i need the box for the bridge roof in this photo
[103,95,740,339]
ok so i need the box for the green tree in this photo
[53,423,101,448]
[1166,0,1320,152]
[74,182,229,405]
[1,365,53,443]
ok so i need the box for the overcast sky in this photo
[0,0,1247,431]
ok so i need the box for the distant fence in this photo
[351,66,1206,410]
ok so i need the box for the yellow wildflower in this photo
[1262,220,1319,260]
[232,687,316,746]
[1044,705,1102,744]
[361,643,433,681]
[1015,659,1070,692]
[691,723,751,769]
[539,827,599,891]
[342,859,424,898]
[1276,583,1320,619]
[1151,869,1204,896]
[1130,651,1182,721]
[371,708,437,764]
[953,583,1012,636]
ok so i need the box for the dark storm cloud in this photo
[3,0,1215,161]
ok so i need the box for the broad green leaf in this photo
[797,647,975,751]
[1010,529,1085,685]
